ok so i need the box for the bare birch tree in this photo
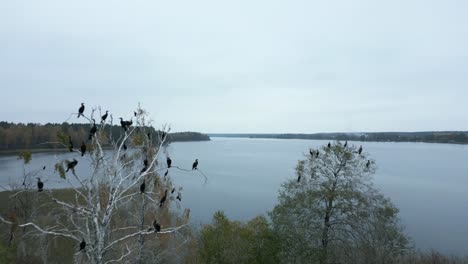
[1,105,201,264]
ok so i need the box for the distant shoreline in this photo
[208,132,468,145]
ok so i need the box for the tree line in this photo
[0,121,210,151]
[211,131,468,144]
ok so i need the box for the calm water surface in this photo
[1,137,467,255]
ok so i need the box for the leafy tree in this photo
[199,211,279,264]
[270,142,409,264]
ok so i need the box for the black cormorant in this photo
[297,175,301,183]
[164,170,168,177]
[134,111,137,117]
[140,180,146,193]
[101,111,108,122]
[166,157,172,168]
[192,159,198,170]
[327,142,331,148]
[366,160,371,168]
[88,120,97,140]
[37,178,44,192]
[315,151,319,158]
[80,142,86,156]
[123,143,127,151]
[68,136,73,152]
[79,239,86,252]
[159,190,168,207]
[309,149,314,156]
[66,159,78,172]
[176,193,181,202]
[119,118,127,131]
[42,166,46,170]
[344,141,348,148]
[144,159,148,167]
[171,187,175,194]
[358,145,363,155]
[152,220,161,233]
[77,103,85,118]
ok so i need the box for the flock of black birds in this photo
[299,142,370,183]
[34,103,203,251]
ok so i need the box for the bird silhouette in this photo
[77,103,85,118]
[159,190,168,207]
[164,170,169,177]
[315,151,319,158]
[327,142,331,148]
[192,159,198,170]
[68,136,73,152]
[79,239,86,252]
[176,193,182,202]
[101,111,108,122]
[140,180,146,193]
[309,149,314,156]
[37,178,44,192]
[80,142,86,156]
[366,160,371,168]
[66,159,78,172]
[88,120,97,140]
[166,157,172,168]
[171,187,175,194]
[297,175,301,183]
[152,220,161,233]
[358,145,363,155]
[344,141,348,148]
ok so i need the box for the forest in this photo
[210,131,468,144]
[0,122,210,151]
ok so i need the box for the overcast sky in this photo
[1,0,467,133]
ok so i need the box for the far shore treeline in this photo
[210,131,468,144]
[0,121,210,151]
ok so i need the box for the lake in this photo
[1,137,467,255]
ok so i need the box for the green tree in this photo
[199,211,279,264]
[270,142,409,264]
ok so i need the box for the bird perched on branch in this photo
[176,193,182,202]
[358,145,363,155]
[140,180,146,193]
[192,159,198,170]
[366,160,371,168]
[119,118,132,131]
[80,142,86,156]
[68,136,73,152]
[66,159,78,172]
[152,220,161,233]
[88,120,97,140]
[315,151,319,158]
[327,142,331,148]
[37,178,44,192]
[166,157,172,168]
[309,149,314,156]
[159,190,168,207]
[77,103,85,118]
[79,239,86,252]
[344,141,348,148]
[101,110,108,122]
